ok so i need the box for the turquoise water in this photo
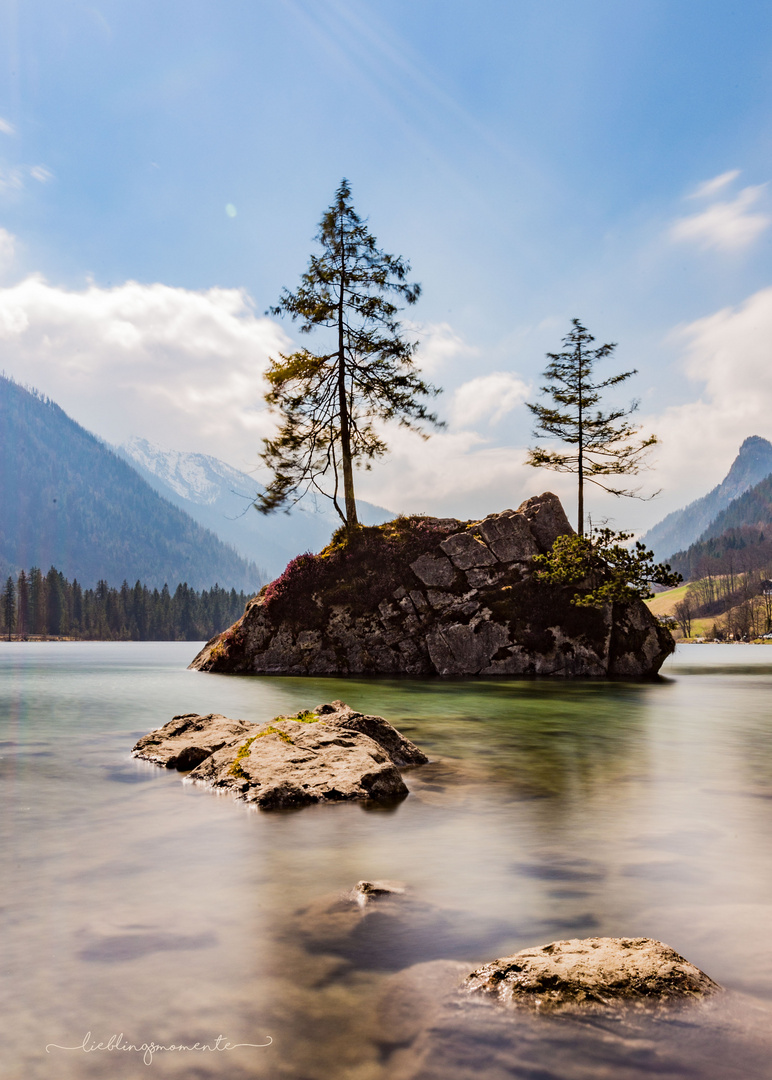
[2,642,772,1079]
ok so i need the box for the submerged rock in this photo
[131,701,426,810]
[464,936,721,1011]
[287,880,509,971]
[190,492,674,679]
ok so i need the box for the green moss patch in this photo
[274,709,320,723]
[229,726,295,778]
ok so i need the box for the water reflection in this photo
[2,643,772,1079]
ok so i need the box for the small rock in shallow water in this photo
[464,936,721,1011]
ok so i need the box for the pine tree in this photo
[256,178,441,532]
[28,567,46,635]
[16,570,28,638]
[3,577,15,640]
[525,319,657,535]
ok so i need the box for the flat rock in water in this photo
[131,701,426,810]
[464,936,721,1010]
[131,712,255,771]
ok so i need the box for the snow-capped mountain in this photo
[119,438,394,579]
[125,438,260,506]
[0,377,263,592]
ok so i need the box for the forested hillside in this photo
[0,566,248,641]
[668,472,772,581]
[0,376,264,591]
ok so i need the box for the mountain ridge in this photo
[641,435,772,560]
[0,375,264,591]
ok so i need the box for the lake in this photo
[2,641,772,1079]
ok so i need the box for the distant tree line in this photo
[669,524,772,583]
[0,566,250,641]
[668,560,772,642]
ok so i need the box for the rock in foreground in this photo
[132,701,427,809]
[465,937,720,1011]
[190,493,674,678]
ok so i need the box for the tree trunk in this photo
[337,221,358,532]
[337,357,358,531]
[577,341,584,536]
[577,470,584,537]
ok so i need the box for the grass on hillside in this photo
[645,583,692,617]
[647,582,772,641]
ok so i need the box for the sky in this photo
[1,0,772,534]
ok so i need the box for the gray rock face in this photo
[191,492,675,679]
[464,937,721,1010]
[132,701,427,809]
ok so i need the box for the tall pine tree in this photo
[256,179,441,532]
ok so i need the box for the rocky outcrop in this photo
[190,492,675,678]
[132,701,427,809]
[464,936,720,1011]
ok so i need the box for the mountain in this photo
[701,471,772,541]
[119,437,395,578]
[668,470,772,580]
[641,436,772,560]
[0,375,264,591]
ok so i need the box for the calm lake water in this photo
[2,641,772,1080]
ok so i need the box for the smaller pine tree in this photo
[526,319,657,534]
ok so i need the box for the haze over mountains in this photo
[7,368,772,594]
[0,374,393,591]
[119,438,394,579]
[0,375,263,591]
[641,436,772,561]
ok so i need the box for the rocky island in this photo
[191,492,674,678]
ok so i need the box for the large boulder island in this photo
[132,700,428,809]
[190,492,674,678]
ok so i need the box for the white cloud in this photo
[0,167,24,194]
[0,163,54,196]
[0,276,290,466]
[670,184,770,251]
[687,170,740,200]
[449,371,529,428]
[0,228,15,274]
[409,320,477,375]
[641,286,772,517]
[0,117,15,136]
[355,422,550,520]
[29,165,53,183]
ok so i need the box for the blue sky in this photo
[1,0,772,532]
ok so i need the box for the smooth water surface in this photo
[2,642,772,1079]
